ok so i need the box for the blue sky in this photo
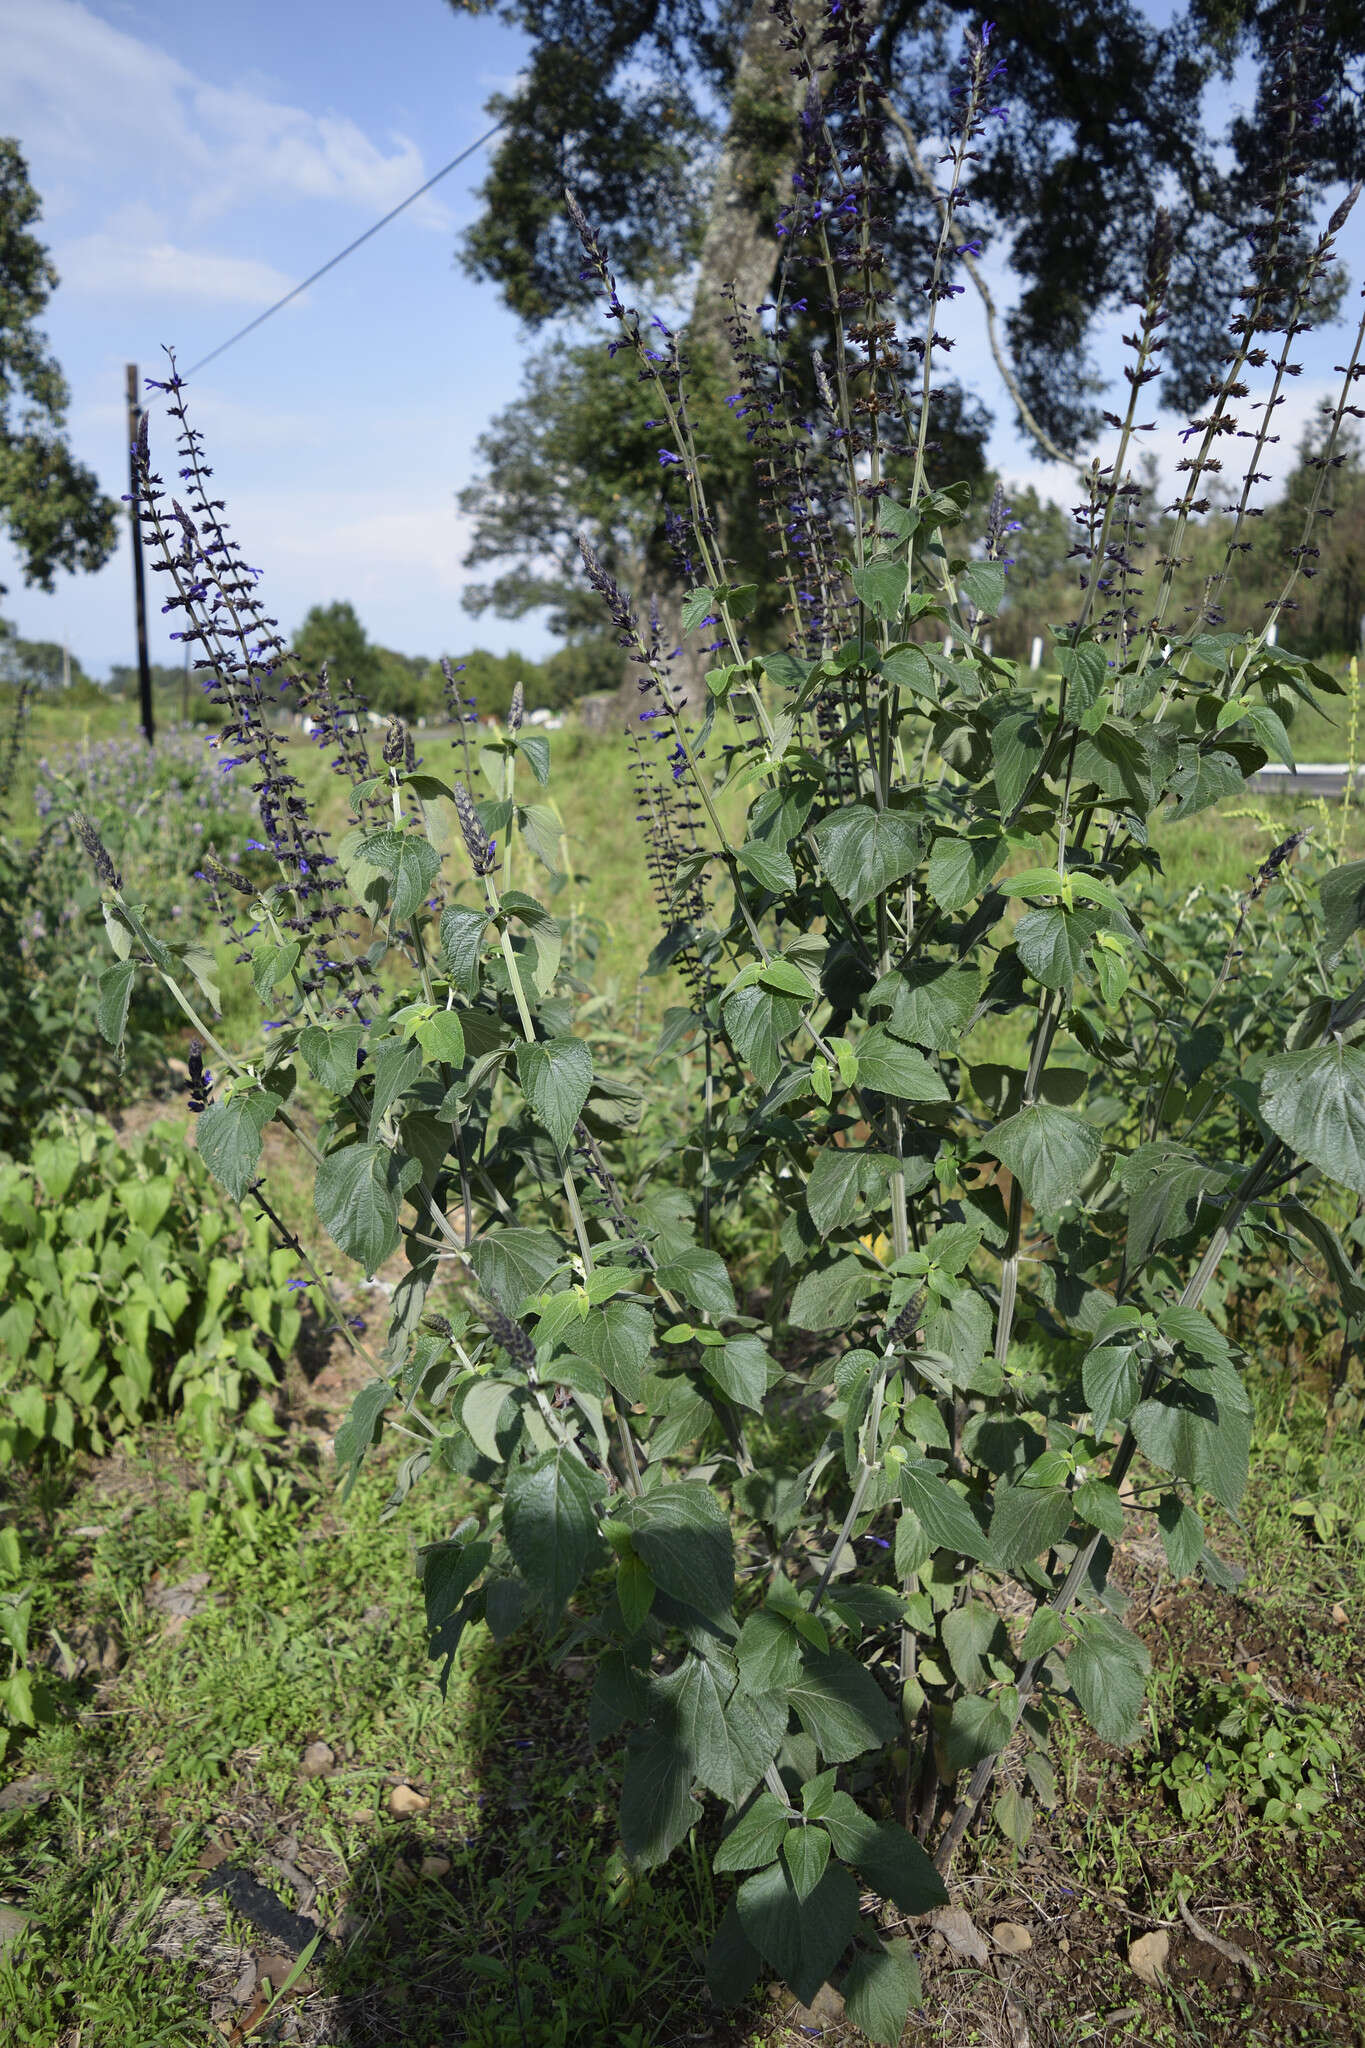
[2,0,1363,681]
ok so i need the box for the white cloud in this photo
[0,0,449,227]
[57,232,296,306]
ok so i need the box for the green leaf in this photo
[611,1484,734,1624]
[989,1484,1073,1569]
[854,1027,950,1102]
[705,1333,770,1412]
[943,1692,1016,1773]
[196,1089,278,1203]
[653,1246,736,1319]
[439,907,487,994]
[503,1447,606,1614]
[738,838,797,893]
[365,1038,423,1139]
[461,1378,517,1460]
[681,586,718,633]
[314,1142,403,1274]
[1320,857,1365,962]
[1065,1616,1149,1745]
[941,1601,1006,1692]
[1056,642,1108,716]
[1167,745,1244,820]
[806,1150,893,1238]
[571,1299,653,1404]
[843,1942,923,2047]
[819,1800,946,1913]
[1158,1493,1205,1576]
[1119,1143,1225,1267]
[992,710,1044,813]
[787,1648,897,1764]
[813,805,922,912]
[412,1009,466,1068]
[665,1657,786,1806]
[704,1902,764,2007]
[517,1036,592,1153]
[359,829,441,921]
[620,1724,700,1867]
[251,939,299,1003]
[869,960,981,1051]
[989,1104,1102,1213]
[95,960,136,1047]
[851,557,911,620]
[958,559,1006,617]
[470,1227,561,1314]
[1261,1044,1365,1196]
[724,981,804,1091]
[514,731,551,784]
[788,1255,874,1332]
[333,1379,392,1487]
[881,643,937,702]
[1231,701,1296,770]
[736,1862,862,2008]
[783,1826,830,1900]
[897,1461,990,1560]
[736,1612,802,1694]
[1132,1379,1251,1513]
[926,834,1006,912]
[714,1793,791,1873]
[299,1024,364,1094]
[1015,906,1102,990]
[503,891,563,996]
[1074,1478,1125,1540]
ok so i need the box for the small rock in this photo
[147,1573,210,1621]
[300,1741,335,1779]
[0,1905,32,1954]
[993,1920,1033,1954]
[419,1854,451,1880]
[389,1857,418,1890]
[1331,1602,1349,1628]
[387,1783,429,1816]
[0,1776,52,1813]
[1128,1930,1170,1986]
[791,1982,845,2026]
[930,1905,990,1965]
[231,1958,258,2006]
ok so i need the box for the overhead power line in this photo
[183,120,505,379]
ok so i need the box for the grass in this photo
[2,1372,1361,2045]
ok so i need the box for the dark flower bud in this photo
[484,1305,536,1372]
[421,1313,455,1340]
[383,716,405,766]
[887,1288,928,1350]
[452,781,497,876]
[72,811,120,889]
[508,681,525,733]
[200,851,255,896]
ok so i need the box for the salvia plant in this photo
[74,5,1365,2035]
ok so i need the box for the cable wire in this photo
[183,120,504,379]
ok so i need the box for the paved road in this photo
[1247,764,1363,799]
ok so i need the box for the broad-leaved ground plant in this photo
[73,6,1365,2036]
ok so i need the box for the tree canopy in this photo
[449,2,1364,676]
[454,1,1364,447]
[0,140,119,596]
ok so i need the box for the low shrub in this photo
[0,1112,298,1468]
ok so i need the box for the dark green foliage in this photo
[0,141,118,594]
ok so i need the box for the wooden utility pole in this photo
[125,363,155,746]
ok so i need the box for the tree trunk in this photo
[622,0,824,716]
